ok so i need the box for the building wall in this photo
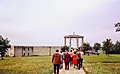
[5,46,14,57]
[33,46,50,56]
[14,46,23,57]
[9,46,14,57]
[14,46,34,57]
[33,46,62,56]
[7,46,62,57]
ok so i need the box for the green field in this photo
[1,54,120,74]
[0,56,53,74]
[83,54,120,74]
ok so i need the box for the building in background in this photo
[6,46,62,57]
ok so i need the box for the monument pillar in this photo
[76,37,79,48]
[69,37,71,47]
[81,38,84,50]
[64,37,66,46]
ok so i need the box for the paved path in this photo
[59,63,86,74]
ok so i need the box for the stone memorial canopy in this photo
[64,33,84,48]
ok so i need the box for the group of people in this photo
[52,48,84,74]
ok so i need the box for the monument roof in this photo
[64,34,84,38]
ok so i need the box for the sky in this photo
[0,0,120,47]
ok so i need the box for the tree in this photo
[114,41,120,53]
[0,35,11,60]
[93,43,101,55]
[83,43,91,55]
[102,39,114,56]
[115,22,120,32]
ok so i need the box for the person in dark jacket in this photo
[64,50,71,70]
[76,49,81,70]
[52,49,61,74]
[76,48,84,70]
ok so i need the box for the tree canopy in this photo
[102,39,114,56]
[111,41,120,54]
[83,43,91,55]
[0,35,11,60]
[93,42,101,53]
[115,22,120,32]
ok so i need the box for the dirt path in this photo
[59,63,86,74]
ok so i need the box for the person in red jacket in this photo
[64,50,71,70]
[52,49,61,74]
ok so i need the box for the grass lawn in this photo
[83,54,120,74]
[0,56,53,74]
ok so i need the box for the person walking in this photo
[72,51,77,69]
[69,50,73,67]
[80,49,84,68]
[52,49,62,74]
[76,49,81,70]
[59,50,64,62]
[59,50,64,69]
[64,50,71,70]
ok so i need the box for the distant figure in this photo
[64,50,71,70]
[59,50,64,62]
[72,51,77,69]
[76,49,81,70]
[52,49,62,74]
[69,50,73,67]
[80,49,84,67]
[59,50,64,69]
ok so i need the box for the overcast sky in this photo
[0,0,120,47]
